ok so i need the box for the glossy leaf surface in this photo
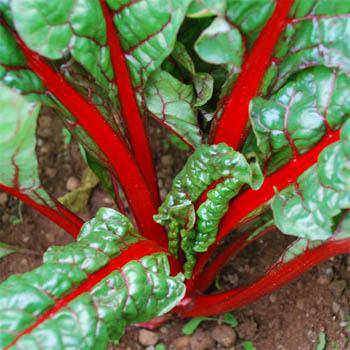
[272,120,350,240]
[11,0,114,89]
[0,208,185,349]
[251,67,350,172]
[107,0,191,88]
[155,143,262,277]
[263,0,350,93]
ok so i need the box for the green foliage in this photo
[272,119,350,241]
[155,143,262,277]
[316,331,327,350]
[243,341,256,350]
[263,1,350,94]
[182,312,238,335]
[0,208,185,349]
[11,0,113,89]
[107,0,191,88]
[145,69,202,147]
[251,67,350,173]
[0,83,56,207]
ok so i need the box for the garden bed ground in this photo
[0,115,349,350]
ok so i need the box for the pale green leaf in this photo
[145,69,202,147]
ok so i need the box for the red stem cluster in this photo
[2,0,349,320]
[100,0,160,205]
[12,29,166,246]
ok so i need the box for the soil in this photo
[1,115,350,350]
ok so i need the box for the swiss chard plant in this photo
[1,0,350,348]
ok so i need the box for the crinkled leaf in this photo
[11,0,113,89]
[107,0,191,87]
[251,67,350,173]
[272,119,350,240]
[0,83,56,208]
[263,1,350,94]
[155,143,262,277]
[194,17,244,66]
[0,208,185,349]
[145,69,202,147]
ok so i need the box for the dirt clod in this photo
[329,280,347,297]
[190,329,215,350]
[236,319,258,340]
[211,325,236,347]
[138,329,159,347]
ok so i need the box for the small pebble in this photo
[211,325,236,347]
[269,294,277,303]
[170,336,191,350]
[190,329,215,350]
[66,176,80,191]
[161,155,173,166]
[45,167,57,178]
[37,116,52,138]
[138,329,159,347]
[317,275,332,285]
[332,301,341,314]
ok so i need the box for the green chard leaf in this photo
[107,0,191,88]
[194,17,244,67]
[11,0,114,90]
[184,0,274,114]
[4,1,122,196]
[155,143,262,277]
[0,20,49,104]
[145,69,202,147]
[250,67,350,173]
[263,0,350,94]
[272,119,350,241]
[0,208,185,349]
[170,41,214,107]
[0,83,56,208]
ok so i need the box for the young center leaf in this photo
[155,143,262,277]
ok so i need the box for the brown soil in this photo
[1,116,350,350]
